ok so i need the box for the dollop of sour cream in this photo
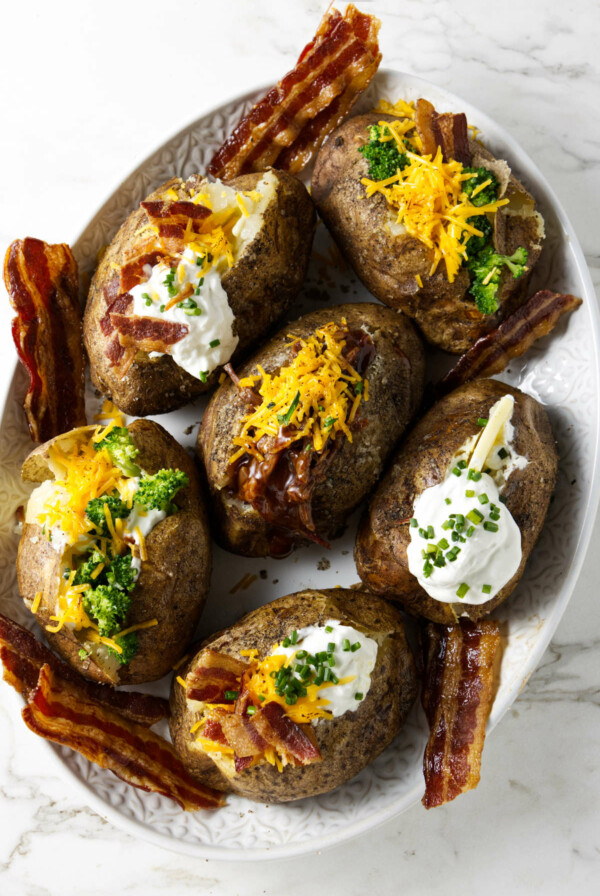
[406,394,526,606]
[272,619,378,718]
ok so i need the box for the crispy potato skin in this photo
[17,420,212,685]
[84,169,315,416]
[355,379,558,623]
[198,303,425,557]
[169,589,418,802]
[311,113,544,354]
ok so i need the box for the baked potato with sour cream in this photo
[198,302,425,557]
[17,420,212,685]
[355,379,558,623]
[84,168,315,416]
[169,588,418,802]
[311,110,545,354]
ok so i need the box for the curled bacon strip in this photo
[22,665,223,811]
[415,98,471,166]
[0,612,169,727]
[3,238,87,442]
[439,290,583,395]
[207,5,381,179]
[141,199,211,254]
[185,649,249,703]
[422,619,501,809]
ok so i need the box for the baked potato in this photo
[169,588,418,802]
[198,302,425,557]
[85,168,315,416]
[17,420,212,684]
[311,105,545,353]
[355,378,558,623]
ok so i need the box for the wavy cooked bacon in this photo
[415,98,471,166]
[440,290,583,395]
[3,238,87,442]
[22,665,223,811]
[207,5,381,179]
[0,612,169,727]
[185,649,249,703]
[422,619,501,809]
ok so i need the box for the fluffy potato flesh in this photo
[84,169,315,416]
[355,379,558,623]
[311,112,545,354]
[198,302,425,557]
[169,589,418,803]
[17,420,212,685]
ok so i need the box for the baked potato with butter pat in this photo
[17,420,212,684]
[355,379,558,623]
[312,108,545,354]
[198,302,425,557]
[169,588,418,802]
[85,168,315,416]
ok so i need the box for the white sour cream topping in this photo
[129,171,277,381]
[407,394,526,606]
[272,619,378,718]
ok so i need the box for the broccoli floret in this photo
[462,166,500,207]
[464,215,493,257]
[82,584,131,637]
[467,245,529,314]
[105,553,137,593]
[73,550,107,587]
[94,427,141,477]
[85,495,130,534]
[134,469,189,513]
[107,632,139,666]
[358,125,409,181]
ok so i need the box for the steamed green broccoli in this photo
[462,166,500,207]
[358,125,409,181]
[82,584,132,637]
[134,469,189,513]
[105,554,137,593]
[107,632,139,666]
[94,427,141,477]
[466,245,529,314]
[464,215,493,257]
[85,495,130,534]
[73,550,106,587]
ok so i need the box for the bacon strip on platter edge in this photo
[421,619,501,809]
[0,612,169,727]
[3,238,87,442]
[22,664,223,811]
[207,4,382,179]
[439,290,583,395]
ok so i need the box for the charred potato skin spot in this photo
[311,113,544,354]
[354,379,558,624]
[16,420,212,685]
[197,303,425,557]
[169,589,418,803]
[84,169,316,416]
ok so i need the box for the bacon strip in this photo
[439,290,583,395]
[22,665,223,811]
[141,199,212,255]
[185,649,249,703]
[422,619,501,809]
[207,5,381,179]
[4,238,87,442]
[252,701,322,765]
[0,612,168,727]
[110,312,189,353]
[415,98,471,166]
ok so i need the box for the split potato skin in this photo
[17,420,212,685]
[84,169,316,416]
[354,379,558,623]
[169,588,418,803]
[311,113,544,354]
[198,302,425,557]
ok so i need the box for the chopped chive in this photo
[483,521,499,532]
[209,338,221,348]
[457,460,467,469]
[276,390,300,425]
[185,308,202,316]
[498,447,509,459]
[224,690,238,700]
[355,692,363,700]
[477,417,488,427]
[437,538,449,550]
[466,489,475,498]
[468,469,482,481]
[355,381,364,394]
[410,517,418,528]
[199,370,208,383]
[342,638,351,651]
[418,527,428,539]
[246,705,257,715]
[456,582,470,599]
[482,584,492,594]
[323,667,332,682]
[490,510,500,521]
[285,694,298,706]
[445,497,452,505]
[478,493,489,505]
[351,642,361,652]
[426,543,437,554]
[282,637,291,648]
[466,525,475,537]
[145,297,152,306]
[427,525,435,539]
[196,256,204,266]
[499,495,507,504]
[423,560,433,578]
[290,630,298,645]
[325,625,333,633]
[159,304,166,312]
[296,649,307,659]
[442,520,453,531]
[452,466,462,477]
[467,508,484,524]
[327,641,335,653]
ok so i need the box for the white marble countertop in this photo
[1,1,599,892]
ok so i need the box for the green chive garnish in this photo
[159,304,166,312]
[209,338,220,348]
[224,690,238,700]
[482,584,492,594]
[468,469,482,481]
[478,493,489,505]
[452,466,462,477]
[355,692,363,701]
[498,447,509,459]
[199,370,208,383]
[343,639,351,651]
[325,625,333,633]
[351,642,361,652]
[276,390,300,425]
[456,583,470,599]
[467,508,484,525]
[437,538,449,550]
[483,521,499,532]
[445,497,452,505]
[458,460,467,469]
[410,517,418,528]
[466,489,475,498]
[427,525,435,539]
[477,417,488,427]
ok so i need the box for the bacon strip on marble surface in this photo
[207,4,381,179]
[3,238,87,442]
[439,290,583,395]
[415,98,471,166]
[0,613,169,727]
[421,619,501,809]
[22,664,224,811]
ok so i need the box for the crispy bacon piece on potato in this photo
[414,98,471,166]
[207,4,382,179]
[422,618,501,809]
[3,238,87,442]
